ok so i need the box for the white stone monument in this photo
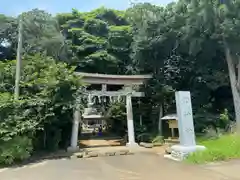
[165,91,206,161]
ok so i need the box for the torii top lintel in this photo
[75,72,152,85]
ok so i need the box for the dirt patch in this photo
[79,137,123,148]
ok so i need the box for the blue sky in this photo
[1,0,175,16]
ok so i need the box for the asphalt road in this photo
[0,153,237,180]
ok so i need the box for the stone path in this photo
[78,137,166,158]
[1,137,239,180]
[0,153,239,180]
[80,137,122,147]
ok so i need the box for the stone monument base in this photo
[67,146,80,152]
[164,144,206,161]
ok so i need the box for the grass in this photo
[186,134,240,164]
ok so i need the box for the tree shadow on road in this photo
[0,150,75,170]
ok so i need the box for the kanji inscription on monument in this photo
[175,91,196,146]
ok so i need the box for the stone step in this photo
[72,149,132,159]
[139,142,154,148]
[164,139,180,144]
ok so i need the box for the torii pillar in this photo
[67,110,81,152]
[125,88,139,147]
[126,94,138,147]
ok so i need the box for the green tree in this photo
[20,9,67,60]
[57,7,132,74]
[174,0,240,131]
[0,54,84,164]
[127,2,232,133]
[0,14,17,60]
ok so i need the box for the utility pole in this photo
[14,16,23,100]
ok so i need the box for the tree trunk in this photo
[225,47,240,133]
[139,115,143,126]
[158,104,163,135]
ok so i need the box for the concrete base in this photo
[67,146,80,152]
[164,144,206,161]
[164,154,181,161]
[126,142,139,148]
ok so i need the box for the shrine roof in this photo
[161,114,178,120]
[82,114,104,119]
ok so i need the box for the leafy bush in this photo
[0,136,33,165]
[186,134,240,164]
[106,101,126,136]
[152,135,164,144]
[136,133,152,143]
[0,93,41,141]
[219,109,231,131]
[0,54,84,165]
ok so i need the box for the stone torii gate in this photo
[68,73,152,151]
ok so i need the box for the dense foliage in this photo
[127,1,234,133]
[56,8,133,74]
[0,54,83,164]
